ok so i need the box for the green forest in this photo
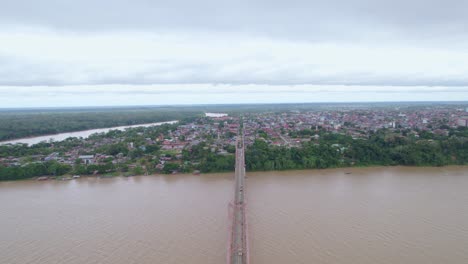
[0,107,202,141]
[245,129,468,171]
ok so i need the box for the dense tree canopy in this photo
[244,130,468,171]
[0,108,202,141]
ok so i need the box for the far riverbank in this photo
[3,165,466,184]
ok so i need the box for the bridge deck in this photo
[229,131,248,264]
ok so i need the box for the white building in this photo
[457,118,468,127]
[78,155,94,165]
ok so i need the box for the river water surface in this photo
[1,166,468,264]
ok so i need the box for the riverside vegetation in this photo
[0,107,203,141]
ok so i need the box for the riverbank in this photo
[2,165,466,184]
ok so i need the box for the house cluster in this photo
[1,105,467,170]
[241,105,468,146]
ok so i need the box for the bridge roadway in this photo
[229,131,248,264]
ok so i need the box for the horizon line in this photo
[1,100,467,111]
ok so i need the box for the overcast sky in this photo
[1,0,467,107]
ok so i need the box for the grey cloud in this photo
[1,57,468,87]
[2,84,467,108]
[2,85,467,97]
[2,0,468,41]
[1,1,468,89]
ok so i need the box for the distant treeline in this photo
[0,108,203,141]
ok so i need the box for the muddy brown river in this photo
[1,166,467,263]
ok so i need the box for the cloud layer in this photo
[1,85,467,108]
[0,0,467,106]
[1,29,468,87]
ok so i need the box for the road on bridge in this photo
[229,129,248,264]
